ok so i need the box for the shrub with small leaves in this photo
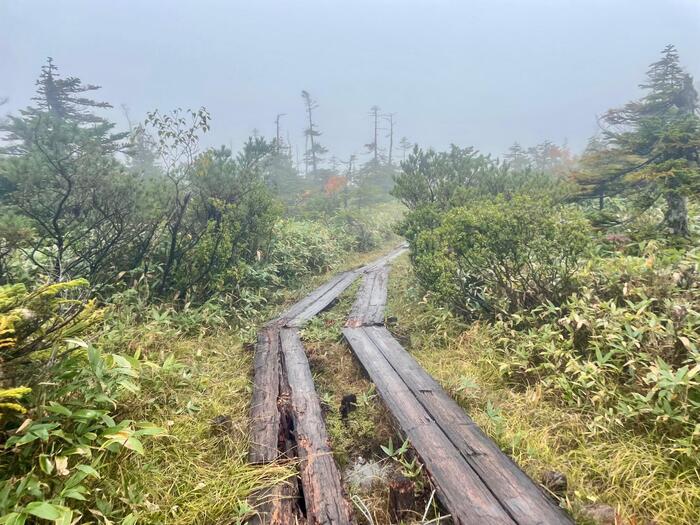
[410,195,591,318]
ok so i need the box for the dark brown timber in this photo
[246,481,299,525]
[280,328,353,525]
[278,271,359,327]
[362,326,573,524]
[249,326,282,464]
[248,326,300,524]
[343,326,515,525]
[346,265,389,327]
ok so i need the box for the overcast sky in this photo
[2,0,699,162]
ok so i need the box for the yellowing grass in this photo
[387,255,700,525]
[110,333,294,524]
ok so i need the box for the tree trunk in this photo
[159,192,191,294]
[664,189,689,236]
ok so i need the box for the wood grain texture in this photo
[246,480,300,525]
[362,326,573,525]
[249,326,282,464]
[280,271,359,328]
[343,327,515,525]
[280,328,353,525]
[346,266,389,327]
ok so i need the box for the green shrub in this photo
[1,280,101,366]
[392,145,565,211]
[331,209,396,253]
[411,196,591,317]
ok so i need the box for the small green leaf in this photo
[124,437,144,454]
[0,512,27,525]
[25,501,63,520]
[39,454,54,475]
[76,464,100,478]
[46,403,72,417]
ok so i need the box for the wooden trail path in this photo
[248,245,572,525]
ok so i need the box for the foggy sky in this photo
[2,0,699,162]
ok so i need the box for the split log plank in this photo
[280,328,353,525]
[346,266,389,327]
[343,327,515,525]
[280,271,359,328]
[363,326,573,525]
[249,326,282,463]
[246,480,299,525]
[248,326,300,524]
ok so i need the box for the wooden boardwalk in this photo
[248,245,572,524]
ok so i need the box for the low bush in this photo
[410,195,591,318]
[331,208,396,253]
[266,219,345,285]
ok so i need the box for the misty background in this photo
[2,0,699,160]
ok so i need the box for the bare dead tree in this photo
[384,113,395,165]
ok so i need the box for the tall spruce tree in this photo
[575,45,700,235]
[301,90,327,177]
[0,58,138,281]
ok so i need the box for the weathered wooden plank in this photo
[249,326,282,464]
[365,266,389,325]
[280,271,359,328]
[364,326,573,525]
[247,480,300,525]
[280,328,354,525]
[248,326,302,524]
[343,327,516,525]
[359,243,408,272]
[346,266,389,327]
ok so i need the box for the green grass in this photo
[387,254,700,525]
[102,328,294,524]
[91,240,407,524]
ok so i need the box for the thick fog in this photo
[2,0,699,158]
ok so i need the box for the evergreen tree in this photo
[575,45,700,235]
[301,90,327,176]
[504,142,531,171]
[31,57,111,125]
[0,59,139,282]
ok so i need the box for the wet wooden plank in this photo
[346,266,389,327]
[248,326,302,524]
[363,326,573,525]
[247,480,300,525]
[343,327,515,525]
[280,271,359,328]
[249,326,282,464]
[280,328,354,525]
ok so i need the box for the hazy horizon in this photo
[2,0,699,161]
